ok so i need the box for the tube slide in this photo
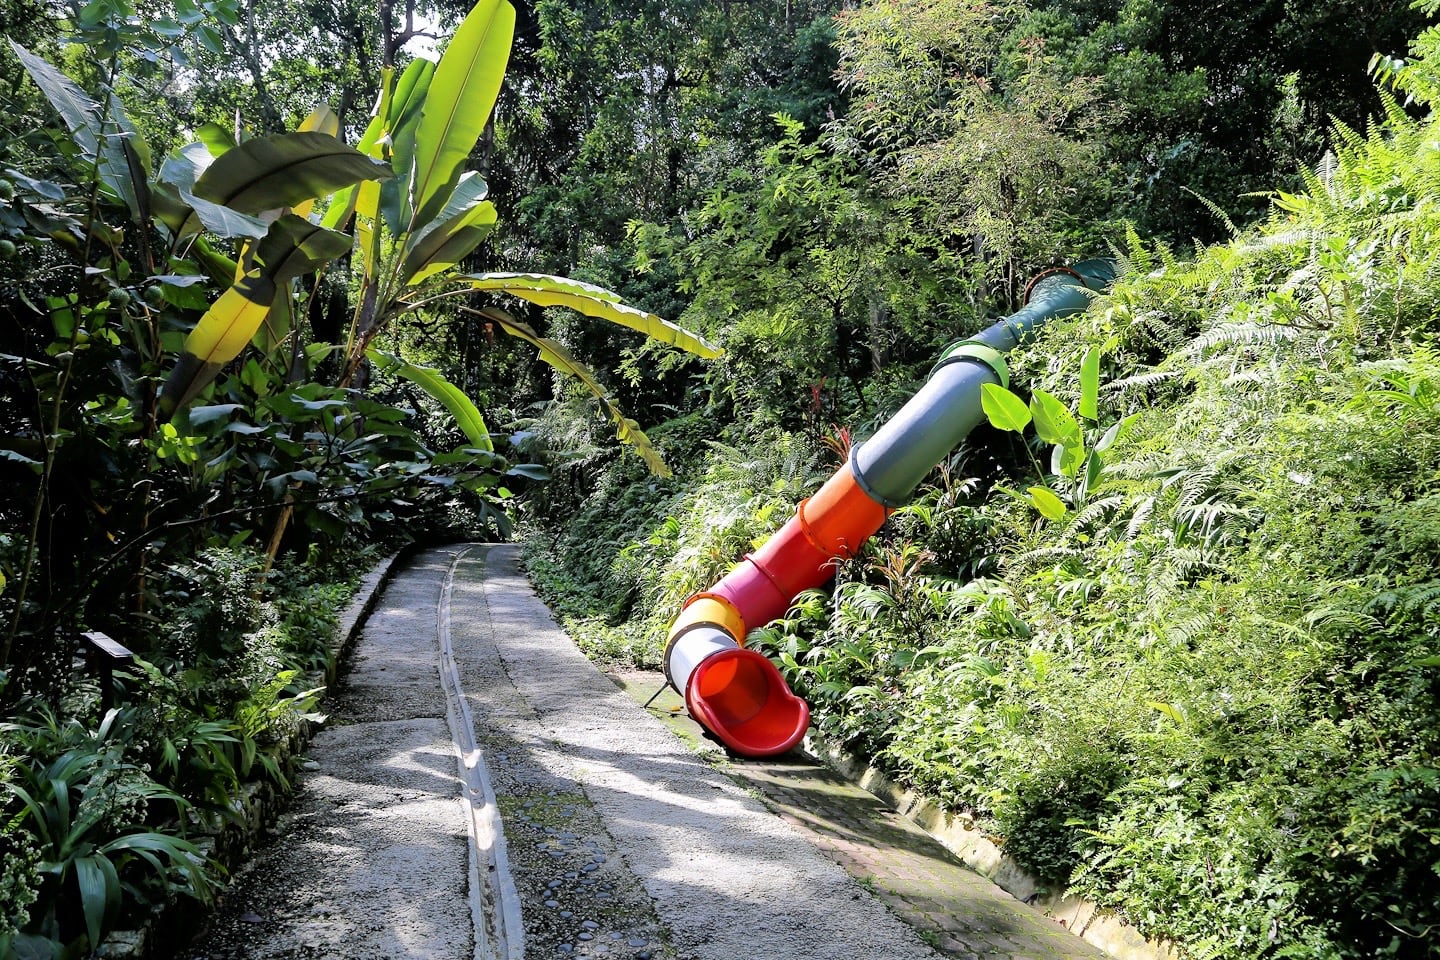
[664,261,1116,757]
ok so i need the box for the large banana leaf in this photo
[401,174,495,284]
[408,0,515,229]
[191,236,241,288]
[355,179,382,280]
[159,272,277,418]
[379,59,439,234]
[193,131,392,215]
[367,348,492,451]
[249,214,351,282]
[320,67,400,231]
[475,308,670,477]
[160,217,351,417]
[157,146,272,240]
[292,105,341,218]
[299,104,340,138]
[463,273,722,358]
[11,42,150,223]
[194,121,237,158]
[253,280,294,357]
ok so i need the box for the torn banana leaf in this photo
[476,307,670,477]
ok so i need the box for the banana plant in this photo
[306,0,721,475]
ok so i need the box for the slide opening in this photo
[685,648,810,758]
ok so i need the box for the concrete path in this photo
[184,545,1104,960]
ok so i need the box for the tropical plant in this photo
[978,345,1135,520]
[0,708,213,958]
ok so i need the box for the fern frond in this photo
[1181,322,1305,358]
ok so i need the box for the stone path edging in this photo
[329,548,405,672]
[803,732,1180,960]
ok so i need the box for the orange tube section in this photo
[709,465,890,630]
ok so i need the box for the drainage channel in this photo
[438,547,525,960]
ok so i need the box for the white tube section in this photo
[667,626,740,695]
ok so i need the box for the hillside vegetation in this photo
[525,14,1440,960]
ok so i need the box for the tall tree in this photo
[1013,0,1435,239]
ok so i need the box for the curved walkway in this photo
[184,545,1103,960]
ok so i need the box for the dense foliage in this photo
[0,0,713,953]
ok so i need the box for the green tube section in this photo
[852,260,1115,506]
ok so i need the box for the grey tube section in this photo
[853,260,1115,505]
[667,626,739,695]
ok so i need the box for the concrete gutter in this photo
[804,733,1182,960]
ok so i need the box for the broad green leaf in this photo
[1148,701,1188,725]
[319,185,359,231]
[298,104,340,138]
[158,150,269,239]
[355,179,382,280]
[253,280,293,355]
[1083,448,1105,495]
[463,272,721,358]
[292,105,341,217]
[74,854,118,952]
[149,181,193,235]
[246,214,351,283]
[1027,486,1067,520]
[320,70,400,231]
[186,404,243,427]
[1050,438,1087,479]
[305,342,339,365]
[1030,389,1082,447]
[505,463,550,481]
[980,383,1031,433]
[160,213,348,417]
[117,114,152,225]
[1096,412,1140,452]
[195,121,237,158]
[409,0,516,228]
[191,236,241,288]
[479,308,670,477]
[11,43,149,222]
[402,175,494,283]
[380,58,439,233]
[403,200,496,284]
[411,172,488,233]
[355,66,396,157]
[193,131,392,215]
[10,43,100,150]
[186,274,277,364]
[159,272,277,418]
[1079,347,1100,421]
[182,192,271,239]
[367,348,492,451]
[0,450,40,468]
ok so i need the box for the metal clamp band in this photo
[848,443,907,510]
[928,340,1010,387]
